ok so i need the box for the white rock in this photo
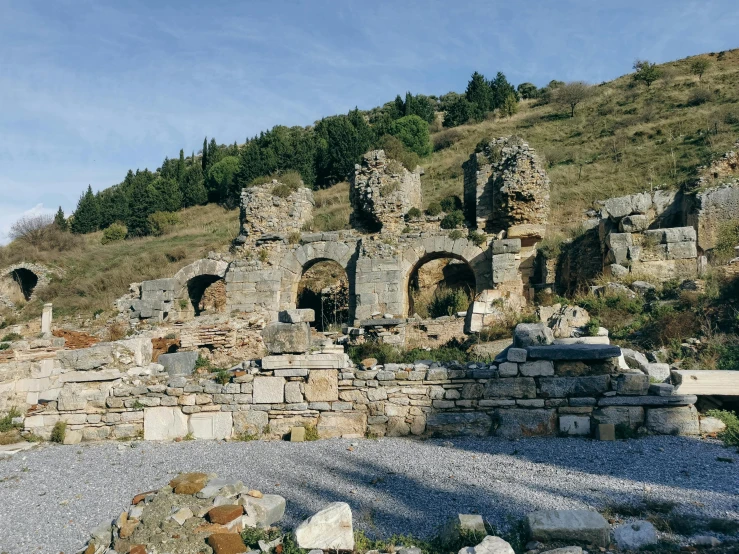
[458,535,514,554]
[700,416,727,435]
[294,502,354,551]
[143,407,188,441]
[527,510,610,547]
[693,536,721,547]
[171,507,192,526]
[240,494,286,527]
[614,520,658,550]
[188,411,233,440]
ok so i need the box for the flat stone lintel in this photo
[261,353,346,370]
[526,344,621,361]
[360,318,407,327]
[598,395,697,407]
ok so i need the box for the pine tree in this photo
[202,137,209,173]
[54,206,68,231]
[465,71,492,121]
[181,165,208,207]
[126,180,157,236]
[404,92,413,116]
[393,95,405,119]
[153,177,183,212]
[490,72,516,109]
[70,185,100,234]
[501,93,519,118]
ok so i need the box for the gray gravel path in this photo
[0,435,737,554]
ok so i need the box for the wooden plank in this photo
[672,370,739,396]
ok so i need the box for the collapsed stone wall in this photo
[350,150,422,234]
[10,335,704,442]
[463,137,550,234]
[237,180,314,245]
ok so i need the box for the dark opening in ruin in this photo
[297,260,349,332]
[186,275,225,316]
[408,255,475,318]
[8,268,39,301]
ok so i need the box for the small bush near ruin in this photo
[427,286,470,318]
[467,231,487,247]
[1,332,22,342]
[706,409,739,446]
[148,211,181,236]
[440,210,464,229]
[426,202,442,216]
[100,223,127,244]
[50,421,67,443]
[304,424,319,441]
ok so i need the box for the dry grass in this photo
[0,204,239,320]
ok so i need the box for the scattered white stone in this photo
[170,507,192,526]
[614,520,658,550]
[527,510,610,547]
[458,535,514,554]
[693,536,721,547]
[294,502,354,551]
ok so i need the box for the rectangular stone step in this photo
[526,344,621,361]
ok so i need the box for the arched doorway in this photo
[407,254,476,318]
[186,275,226,316]
[297,260,350,331]
[0,268,38,303]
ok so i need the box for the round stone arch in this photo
[0,262,55,306]
[400,236,492,316]
[172,259,230,316]
[278,241,358,318]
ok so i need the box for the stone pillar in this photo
[41,303,53,336]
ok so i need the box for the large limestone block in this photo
[233,410,269,436]
[317,412,366,439]
[458,535,514,554]
[527,510,609,547]
[513,323,553,348]
[295,502,354,551]
[262,322,310,354]
[261,353,346,370]
[144,407,188,441]
[483,378,536,399]
[592,406,644,430]
[157,351,198,376]
[57,344,114,370]
[426,413,492,437]
[278,309,315,323]
[645,406,699,435]
[241,494,286,528]
[559,415,591,436]
[495,409,557,439]
[304,370,339,402]
[526,344,620,360]
[253,376,285,404]
[539,376,610,398]
[188,411,233,440]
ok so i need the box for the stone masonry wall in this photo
[12,341,701,443]
[350,150,422,234]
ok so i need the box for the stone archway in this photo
[0,262,54,307]
[172,259,230,318]
[278,241,359,321]
[399,237,491,317]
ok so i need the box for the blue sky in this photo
[1,0,737,243]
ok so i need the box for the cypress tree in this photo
[177,149,185,186]
[71,185,100,234]
[181,165,208,207]
[202,137,209,173]
[126,180,157,236]
[54,206,68,231]
[404,92,413,116]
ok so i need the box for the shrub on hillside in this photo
[101,223,127,244]
[406,207,422,220]
[388,115,432,157]
[9,214,54,247]
[448,229,465,240]
[468,231,487,247]
[147,212,180,237]
[688,88,712,106]
[376,135,421,171]
[426,202,442,216]
[440,196,462,212]
[432,129,462,151]
[440,210,464,229]
[705,409,739,446]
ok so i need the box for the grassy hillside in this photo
[0,204,238,324]
[2,49,738,324]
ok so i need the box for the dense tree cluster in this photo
[69,70,523,238]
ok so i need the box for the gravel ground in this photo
[0,435,737,554]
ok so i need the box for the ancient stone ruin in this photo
[2,139,738,447]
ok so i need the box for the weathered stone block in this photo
[483,377,536,399]
[614,373,649,395]
[539,376,610,398]
[278,309,316,324]
[514,323,554,348]
[593,406,644,429]
[144,407,188,441]
[189,412,233,440]
[559,415,591,436]
[317,412,367,439]
[57,344,114,371]
[645,406,699,435]
[520,360,554,376]
[425,412,492,437]
[294,502,354,551]
[495,409,557,438]
[253,376,285,404]
[262,322,310,354]
[491,239,521,254]
[158,351,198,376]
[304,370,338,402]
[527,510,610,547]
[526,344,621,360]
